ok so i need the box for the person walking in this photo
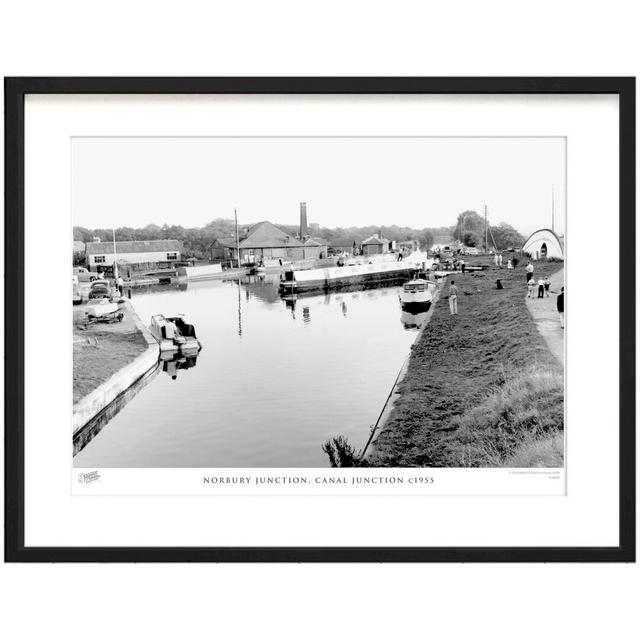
[537,277,545,299]
[512,257,519,268]
[498,253,503,267]
[557,286,565,328]
[116,275,124,296]
[526,261,534,283]
[494,252,499,267]
[544,276,551,297]
[527,278,535,299]
[507,259,513,269]
[448,280,459,315]
[460,258,465,273]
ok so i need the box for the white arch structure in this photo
[522,228,564,260]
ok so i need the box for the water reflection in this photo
[74,275,422,467]
[73,364,160,456]
[160,349,200,380]
[400,308,430,330]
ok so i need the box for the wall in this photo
[301,245,327,259]
[522,234,564,260]
[363,243,383,255]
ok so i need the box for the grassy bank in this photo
[368,257,564,467]
[73,305,148,404]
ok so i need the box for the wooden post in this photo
[235,207,241,270]
[484,205,488,254]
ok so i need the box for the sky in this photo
[72,137,566,237]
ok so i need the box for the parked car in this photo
[73,266,99,283]
[88,278,112,299]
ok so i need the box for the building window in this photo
[94,256,105,264]
[167,252,178,260]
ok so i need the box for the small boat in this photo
[149,314,202,353]
[399,279,436,310]
[84,299,125,324]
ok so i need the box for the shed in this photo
[361,233,394,255]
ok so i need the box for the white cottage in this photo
[85,239,182,270]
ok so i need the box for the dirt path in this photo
[525,267,564,365]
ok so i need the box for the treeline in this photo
[73,220,452,259]
[73,213,525,260]
[451,210,526,250]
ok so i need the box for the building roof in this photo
[86,239,182,255]
[73,241,86,252]
[328,238,358,248]
[303,237,326,247]
[362,234,389,245]
[210,237,238,248]
[239,221,303,249]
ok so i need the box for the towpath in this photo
[525,267,564,365]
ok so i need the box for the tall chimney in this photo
[299,202,308,239]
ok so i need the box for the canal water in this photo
[73,275,428,468]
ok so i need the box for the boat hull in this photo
[280,265,419,294]
[400,299,432,312]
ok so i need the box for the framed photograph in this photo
[4,77,635,562]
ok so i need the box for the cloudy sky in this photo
[72,137,565,236]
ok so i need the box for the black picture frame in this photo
[4,77,635,563]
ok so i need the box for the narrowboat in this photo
[279,259,426,294]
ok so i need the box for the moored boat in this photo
[149,314,202,353]
[279,259,425,294]
[399,279,437,310]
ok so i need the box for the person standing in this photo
[512,257,519,269]
[116,275,124,296]
[557,287,565,328]
[494,252,499,267]
[498,253,503,267]
[507,259,513,269]
[537,277,545,299]
[544,276,551,297]
[526,261,534,283]
[448,280,459,315]
[460,258,465,273]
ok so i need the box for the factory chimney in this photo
[299,202,309,240]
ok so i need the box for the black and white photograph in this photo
[71,136,566,471]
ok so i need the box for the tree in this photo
[416,229,434,251]
[489,222,525,250]
[452,210,485,248]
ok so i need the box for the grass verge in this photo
[73,305,148,404]
[365,257,564,467]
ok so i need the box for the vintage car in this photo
[88,278,112,299]
[73,266,99,283]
